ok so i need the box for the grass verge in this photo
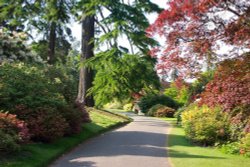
[162,118,250,167]
[0,108,131,167]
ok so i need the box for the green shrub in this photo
[0,130,20,154]
[164,82,189,106]
[240,133,250,157]
[138,94,178,113]
[220,142,241,155]
[147,104,164,116]
[123,103,133,111]
[44,64,78,104]
[182,105,230,145]
[0,63,66,110]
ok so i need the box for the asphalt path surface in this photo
[50,113,171,167]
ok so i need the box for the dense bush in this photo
[13,105,69,142]
[0,63,66,110]
[147,104,175,117]
[44,63,78,104]
[240,133,250,157]
[0,130,20,153]
[182,105,230,145]
[58,105,84,135]
[147,104,164,116]
[0,112,29,142]
[0,112,29,153]
[154,106,175,118]
[138,94,178,113]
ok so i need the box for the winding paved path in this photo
[50,113,171,167]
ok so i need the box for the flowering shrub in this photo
[13,105,69,142]
[0,28,42,63]
[58,105,84,135]
[0,112,29,142]
[182,105,230,145]
[0,112,29,153]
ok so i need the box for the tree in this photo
[76,14,95,106]
[75,0,162,106]
[0,0,74,64]
[199,54,250,112]
[86,49,160,106]
[147,0,250,77]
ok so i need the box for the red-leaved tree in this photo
[147,0,250,77]
[199,54,250,111]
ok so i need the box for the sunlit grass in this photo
[162,118,250,167]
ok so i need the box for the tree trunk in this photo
[48,21,56,64]
[76,15,95,107]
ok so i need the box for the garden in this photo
[0,0,250,167]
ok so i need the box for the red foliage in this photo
[199,55,250,111]
[147,0,250,77]
[13,105,69,142]
[0,112,30,142]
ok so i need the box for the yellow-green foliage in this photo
[240,133,250,157]
[123,103,133,111]
[182,105,230,145]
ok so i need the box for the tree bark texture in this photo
[76,15,95,107]
[48,21,56,64]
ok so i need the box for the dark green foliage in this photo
[138,94,178,113]
[0,63,66,110]
[45,63,79,104]
[0,130,20,153]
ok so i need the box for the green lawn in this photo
[0,109,131,167]
[163,118,250,167]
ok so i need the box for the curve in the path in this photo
[50,114,171,167]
